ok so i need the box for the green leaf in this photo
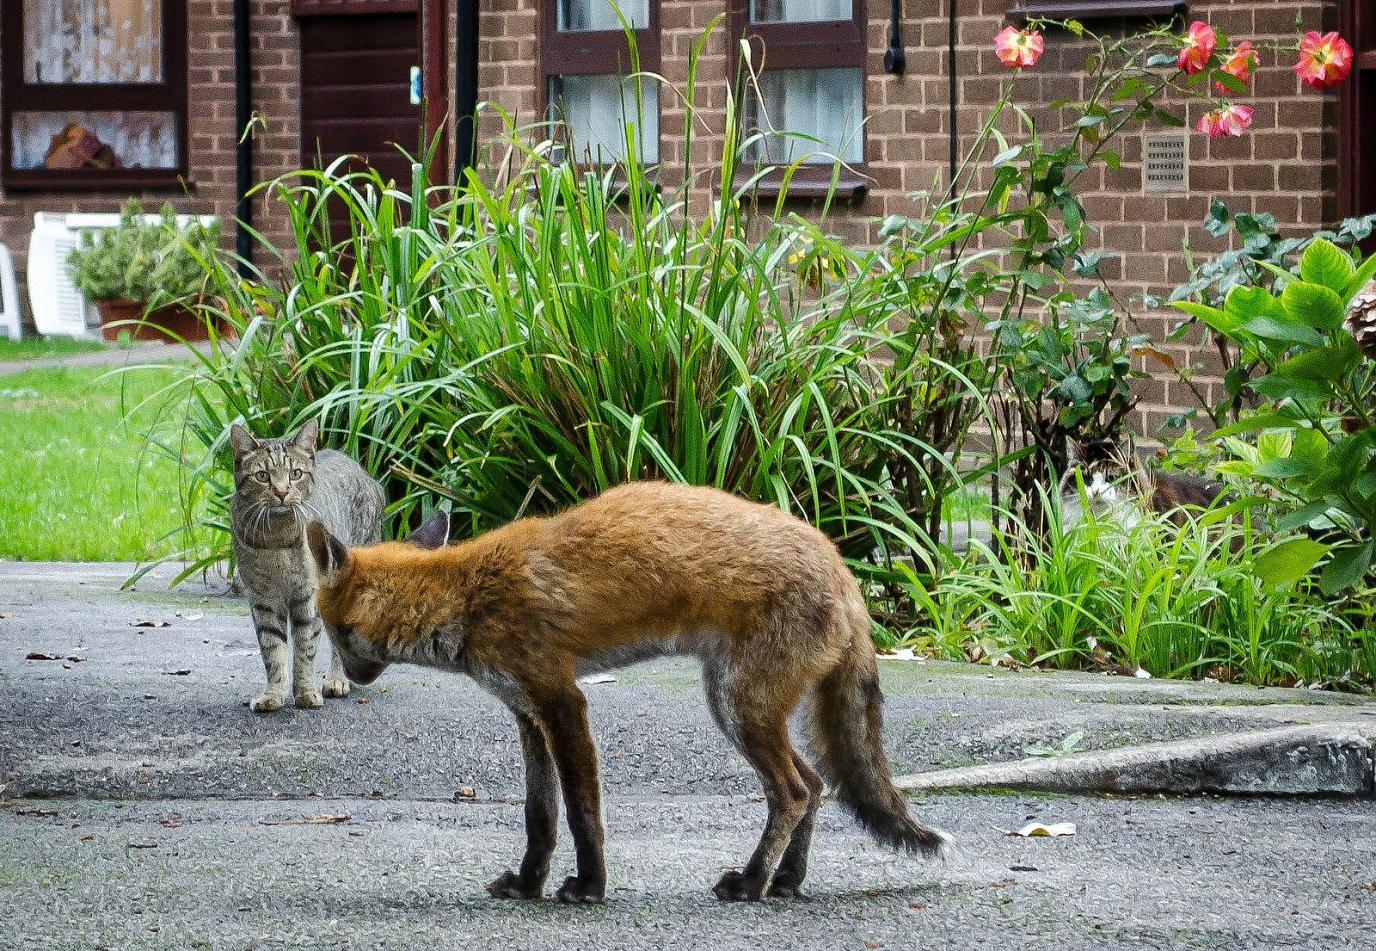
[1343,249,1376,299]
[1280,280,1346,331]
[1272,344,1357,383]
[1170,300,1240,335]
[1254,538,1330,586]
[1252,456,1319,480]
[1299,238,1355,292]
[1241,313,1325,347]
[1210,412,1304,437]
[1223,284,1277,321]
[992,144,1024,167]
[1318,540,1375,594]
[1274,499,1338,532]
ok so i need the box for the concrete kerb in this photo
[895,723,1376,798]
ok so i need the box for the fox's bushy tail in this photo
[808,595,950,857]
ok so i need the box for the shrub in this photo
[67,197,220,307]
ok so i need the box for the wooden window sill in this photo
[1,170,191,192]
[1009,1,1187,19]
[734,167,869,201]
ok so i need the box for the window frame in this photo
[727,0,869,197]
[540,0,662,163]
[1,0,190,191]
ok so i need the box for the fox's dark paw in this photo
[555,875,605,904]
[713,869,767,902]
[766,872,804,898]
[485,870,543,900]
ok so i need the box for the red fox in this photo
[305,481,948,903]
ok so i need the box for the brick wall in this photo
[471,0,1345,436]
[0,0,302,327]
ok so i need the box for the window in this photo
[542,0,661,163]
[1,0,188,190]
[731,0,867,186]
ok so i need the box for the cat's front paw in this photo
[249,692,286,713]
[322,677,351,699]
[486,870,543,900]
[294,689,324,709]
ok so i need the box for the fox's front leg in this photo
[533,683,606,903]
[486,714,559,900]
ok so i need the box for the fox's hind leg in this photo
[487,713,559,900]
[767,751,823,897]
[705,661,813,901]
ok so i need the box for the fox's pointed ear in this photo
[306,521,350,580]
[229,423,259,458]
[403,508,450,550]
[290,418,319,453]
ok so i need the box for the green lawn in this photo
[0,364,194,561]
[0,336,107,362]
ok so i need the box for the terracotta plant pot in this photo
[95,297,212,342]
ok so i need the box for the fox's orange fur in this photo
[307,481,948,904]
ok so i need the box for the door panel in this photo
[1341,1,1376,219]
[299,10,423,239]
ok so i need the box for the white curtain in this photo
[11,111,177,169]
[751,0,852,23]
[23,0,163,84]
[560,0,649,32]
[551,75,659,162]
[756,68,863,164]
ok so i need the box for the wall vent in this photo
[1143,132,1188,193]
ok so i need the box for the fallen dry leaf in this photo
[80,834,94,842]
[988,878,1017,889]
[162,670,191,677]
[25,652,60,661]
[1003,821,1077,838]
[454,786,475,800]
[132,619,171,628]
[907,900,927,910]
[356,697,370,705]
[160,819,182,828]
[128,842,158,849]
[16,807,60,817]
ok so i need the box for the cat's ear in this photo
[307,521,350,580]
[290,418,319,453]
[229,423,259,458]
[403,508,450,550]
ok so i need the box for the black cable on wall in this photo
[233,0,252,274]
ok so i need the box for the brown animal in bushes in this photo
[305,481,948,904]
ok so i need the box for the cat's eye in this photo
[290,468,302,480]
[254,472,269,483]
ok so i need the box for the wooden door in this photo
[294,0,447,237]
[1340,1,1376,219]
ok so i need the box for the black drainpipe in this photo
[947,0,958,191]
[233,0,252,274]
[883,0,906,75]
[454,0,481,182]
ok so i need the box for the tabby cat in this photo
[229,420,385,711]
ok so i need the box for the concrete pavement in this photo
[2,561,1374,949]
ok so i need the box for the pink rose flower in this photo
[995,25,1045,69]
[1294,31,1354,88]
[1178,21,1217,75]
[1195,104,1255,138]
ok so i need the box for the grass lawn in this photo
[0,336,107,362]
[0,364,195,561]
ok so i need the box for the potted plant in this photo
[66,198,222,342]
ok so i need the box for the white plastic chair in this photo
[0,242,21,340]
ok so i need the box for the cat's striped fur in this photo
[229,420,384,711]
